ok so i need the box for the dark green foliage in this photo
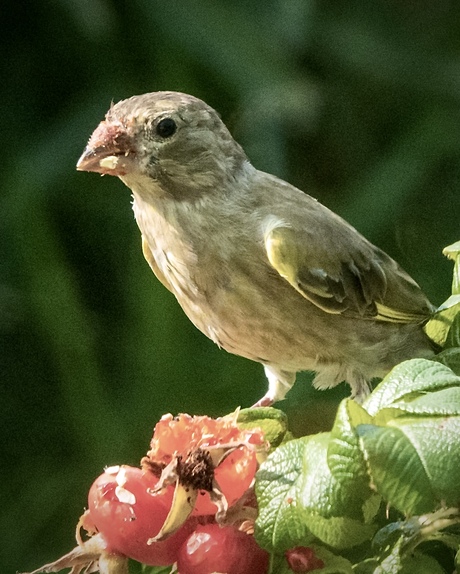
[2,2,460,572]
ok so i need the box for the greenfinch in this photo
[77,92,435,405]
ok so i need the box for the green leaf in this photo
[269,554,292,574]
[425,294,460,346]
[297,433,360,518]
[257,362,460,557]
[375,551,445,574]
[357,424,435,515]
[362,494,383,524]
[328,399,374,505]
[445,311,460,348]
[374,386,460,426]
[255,436,315,551]
[353,558,381,574]
[362,363,460,507]
[256,433,376,552]
[388,416,460,504]
[363,359,460,416]
[327,399,381,526]
[434,347,460,375]
[303,514,376,550]
[443,240,460,296]
[237,406,288,447]
[443,240,460,257]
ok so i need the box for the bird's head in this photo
[77,92,249,200]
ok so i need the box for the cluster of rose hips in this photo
[26,413,325,574]
[82,413,270,573]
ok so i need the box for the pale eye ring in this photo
[156,117,177,138]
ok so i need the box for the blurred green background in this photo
[2,1,460,572]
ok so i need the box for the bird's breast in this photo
[130,189,366,371]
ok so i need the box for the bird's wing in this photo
[141,236,174,293]
[264,219,433,322]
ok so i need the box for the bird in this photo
[77,91,436,406]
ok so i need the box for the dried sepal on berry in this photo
[19,532,129,574]
[150,482,198,543]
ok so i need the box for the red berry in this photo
[193,445,258,514]
[285,546,325,572]
[177,523,269,574]
[86,465,194,566]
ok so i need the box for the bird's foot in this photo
[251,395,275,408]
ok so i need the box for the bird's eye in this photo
[156,118,177,138]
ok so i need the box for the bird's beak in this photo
[77,120,134,176]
